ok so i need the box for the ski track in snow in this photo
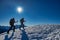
[0,24,60,40]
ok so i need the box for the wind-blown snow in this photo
[0,24,60,40]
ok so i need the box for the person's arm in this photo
[23,20,26,22]
[15,20,18,23]
[24,19,26,22]
[24,20,26,22]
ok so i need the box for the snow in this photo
[0,24,60,40]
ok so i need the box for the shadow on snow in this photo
[21,29,29,40]
[4,32,14,40]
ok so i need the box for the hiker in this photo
[7,18,17,34]
[20,18,25,29]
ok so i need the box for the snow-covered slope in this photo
[0,24,60,40]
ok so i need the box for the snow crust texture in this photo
[0,24,60,40]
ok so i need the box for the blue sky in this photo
[0,0,60,26]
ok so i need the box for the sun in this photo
[17,7,23,13]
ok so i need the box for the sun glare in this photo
[17,7,23,13]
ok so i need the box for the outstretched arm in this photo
[15,20,18,23]
[24,20,26,22]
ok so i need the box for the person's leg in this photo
[13,26,15,32]
[7,26,12,34]
[19,25,21,30]
[22,24,25,29]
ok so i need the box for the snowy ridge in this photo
[0,24,60,40]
